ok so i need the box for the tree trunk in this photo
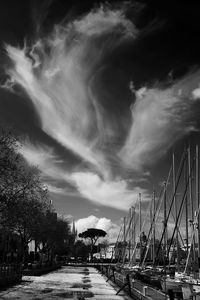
[90,242,94,261]
[21,237,29,268]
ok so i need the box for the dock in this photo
[99,265,170,300]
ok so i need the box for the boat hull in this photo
[161,278,183,293]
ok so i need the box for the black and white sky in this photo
[1,0,200,240]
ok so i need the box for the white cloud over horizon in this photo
[75,215,121,243]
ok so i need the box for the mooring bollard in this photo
[143,286,148,296]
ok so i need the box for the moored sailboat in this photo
[105,145,200,299]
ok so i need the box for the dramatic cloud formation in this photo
[71,171,148,211]
[46,184,68,195]
[5,6,137,180]
[120,71,200,170]
[4,4,200,217]
[19,140,67,180]
[19,141,147,211]
[19,141,74,196]
[75,215,120,243]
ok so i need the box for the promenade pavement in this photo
[0,266,132,299]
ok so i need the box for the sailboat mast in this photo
[188,146,196,263]
[130,207,133,264]
[153,190,156,264]
[129,208,131,262]
[196,145,200,276]
[139,193,142,263]
[163,181,168,259]
[123,216,126,262]
[123,216,126,241]
[173,152,179,270]
[184,145,189,256]
[150,195,153,261]
[133,206,136,264]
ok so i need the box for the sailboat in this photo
[106,144,200,300]
[160,145,200,298]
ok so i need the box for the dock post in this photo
[126,273,131,296]
[113,269,115,283]
[168,289,174,300]
[116,273,131,296]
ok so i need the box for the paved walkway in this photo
[0,266,132,299]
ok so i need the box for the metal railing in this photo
[0,264,21,278]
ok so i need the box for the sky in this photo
[1,0,200,242]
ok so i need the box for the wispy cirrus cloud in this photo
[18,140,67,180]
[19,141,78,197]
[5,5,200,179]
[4,4,200,216]
[46,184,67,195]
[71,171,149,211]
[5,6,137,180]
[19,141,148,211]
[119,72,200,171]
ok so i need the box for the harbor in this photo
[100,145,200,300]
[1,1,200,300]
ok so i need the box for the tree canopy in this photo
[79,228,107,259]
[79,228,107,244]
[0,127,72,264]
